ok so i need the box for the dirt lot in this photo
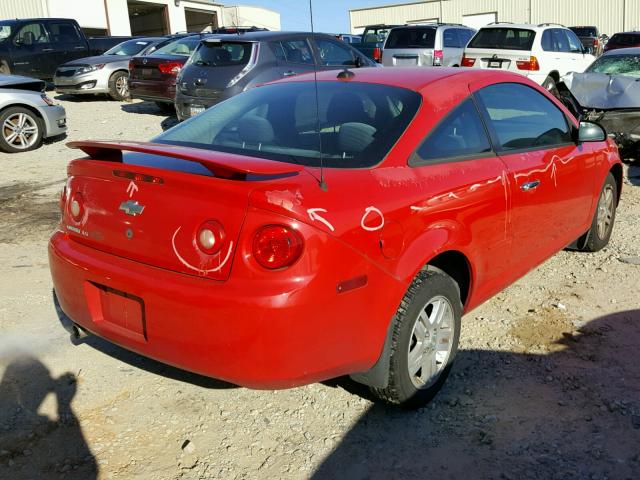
[1,94,639,480]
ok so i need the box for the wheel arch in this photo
[0,102,44,120]
[548,70,560,83]
[609,162,623,205]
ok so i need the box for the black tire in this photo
[582,173,618,252]
[371,267,462,409]
[155,101,175,115]
[0,107,44,153]
[542,76,560,98]
[108,71,129,101]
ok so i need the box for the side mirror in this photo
[577,121,606,142]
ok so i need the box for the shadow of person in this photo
[312,310,640,480]
[0,356,97,479]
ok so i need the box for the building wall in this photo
[222,5,281,31]
[350,0,640,36]
[49,0,108,30]
[0,0,46,19]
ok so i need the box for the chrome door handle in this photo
[520,180,541,191]
[74,46,86,50]
[42,48,54,52]
[283,71,297,77]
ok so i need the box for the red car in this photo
[128,35,200,113]
[603,32,640,52]
[50,68,622,408]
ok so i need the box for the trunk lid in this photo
[62,141,304,281]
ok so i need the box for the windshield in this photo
[190,41,252,67]
[586,54,640,77]
[385,27,436,49]
[0,23,12,43]
[155,82,421,168]
[105,39,155,56]
[571,27,597,37]
[468,28,536,50]
[153,37,199,56]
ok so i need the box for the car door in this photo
[45,20,88,67]
[549,28,572,76]
[271,37,317,79]
[474,82,597,272]
[10,21,53,78]
[409,97,512,301]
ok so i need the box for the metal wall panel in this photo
[350,0,640,36]
[0,0,47,19]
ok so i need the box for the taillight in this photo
[516,56,540,71]
[373,47,382,62]
[253,225,304,270]
[196,221,225,255]
[158,61,182,75]
[433,50,443,66]
[461,55,475,67]
[593,38,599,47]
[128,59,135,71]
[69,193,84,221]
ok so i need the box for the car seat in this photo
[238,115,275,151]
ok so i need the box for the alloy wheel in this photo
[2,113,39,150]
[596,184,614,239]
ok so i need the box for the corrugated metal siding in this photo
[0,0,47,19]
[350,0,640,36]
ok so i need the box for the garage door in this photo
[186,8,218,32]
[462,12,497,31]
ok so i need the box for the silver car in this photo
[381,23,476,67]
[0,75,66,153]
[54,37,165,100]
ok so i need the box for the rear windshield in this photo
[153,37,199,56]
[570,27,597,37]
[586,54,640,77]
[468,28,536,51]
[155,82,421,168]
[385,27,436,49]
[609,33,640,46]
[190,41,252,67]
[105,39,154,56]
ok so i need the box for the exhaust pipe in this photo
[52,290,88,341]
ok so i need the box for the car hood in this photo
[563,71,640,109]
[62,55,132,67]
[0,74,45,92]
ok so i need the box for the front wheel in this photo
[0,107,44,153]
[582,173,618,252]
[371,268,462,409]
[108,71,129,101]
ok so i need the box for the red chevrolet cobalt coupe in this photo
[50,68,622,408]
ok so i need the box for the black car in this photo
[174,31,377,121]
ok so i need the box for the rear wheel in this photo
[542,76,559,98]
[108,71,129,101]
[371,268,461,409]
[582,173,618,252]
[0,107,43,153]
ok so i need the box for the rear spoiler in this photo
[67,140,304,177]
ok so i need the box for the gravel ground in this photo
[0,94,639,480]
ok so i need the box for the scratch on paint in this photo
[265,189,303,211]
[171,227,233,275]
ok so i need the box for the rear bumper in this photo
[49,229,402,389]
[129,78,175,103]
[175,90,231,121]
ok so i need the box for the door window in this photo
[272,39,314,65]
[47,22,82,43]
[412,98,492,164]
[475,83,572,151]
[565,30,584,53]
[541,30,554,51]
[315,38,355,66]
[551,29,570,52]
[14,23,49,46]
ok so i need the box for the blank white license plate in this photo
[190,106,205,116]
[488,60,502,68]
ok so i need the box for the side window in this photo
[14,23,49,46]
[412,98,492,164]
[315,38,355,66]
[551,29,570,52]
[47,22,82,43]
[565,30,583,53]
[541,30,554,51]
[476,83,572,151]
[275,39,314,65]
[443,29,460,48]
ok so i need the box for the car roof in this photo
[272,66,524,92]
[390,23,471,30]
[200,31,338,42]
[603,47,640,55]
[479,23,560,31]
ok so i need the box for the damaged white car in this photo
[560,47,640,158]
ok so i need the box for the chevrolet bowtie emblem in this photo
[119,200,145,216]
